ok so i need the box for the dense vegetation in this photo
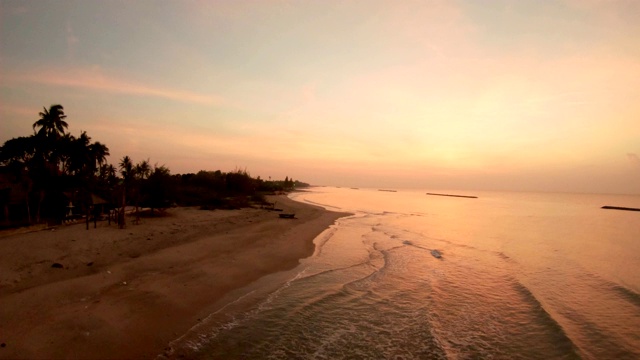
[0,105,307,228]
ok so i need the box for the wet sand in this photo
[0,195,347,359]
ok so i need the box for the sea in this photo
[163,187,640,359]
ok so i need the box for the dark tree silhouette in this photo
[2,104,305,227]
[96,163,118,211]
[62,132,110,177]
[133,159,151,221]
[135,159,151,180]
[0,136,37,166]
[27,105,70,223]
[0,137,37,223]
[33,105,68,139]
[118,156,135,228]
[143,164,173,215]
[98,164,117,188]
[119,156,134,180]
[89,141,109,174]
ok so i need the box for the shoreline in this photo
[0,195,349,359]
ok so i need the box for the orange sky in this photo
[1,0,639,193]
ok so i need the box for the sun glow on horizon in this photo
[1,0,639,193]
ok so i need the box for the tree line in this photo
[0,104,307,228]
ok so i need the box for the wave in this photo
[576,271,640,308]
[557,304,637,359]
[341,247,390,291]
[159,289,258,359]
[495,251,515,263]
[511,281,582,358]
[295,260,374,284]
[610,284,640,308]
[275,246,391,323]
[303,199,342,210]
[311,227,337,257]
[160,267,315,359]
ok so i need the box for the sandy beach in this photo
[0,195,347,359]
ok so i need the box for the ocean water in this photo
[164,188,640,359]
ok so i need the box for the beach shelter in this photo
[89,193,109,215]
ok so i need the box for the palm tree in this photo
[99,163,117,188]
[97,163,117,214]
[62,133,111,222]
[33,105,68,139]
[29,105,69,223]
[74,131,92,172]
[30,105,68,171]
[135,159,151,180]
[60,132,110,178]
[56,133,75,175]
[118,156,135,228]
[132,159,151,221]
[90,141,109,173]
[119,156,135,182]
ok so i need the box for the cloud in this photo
[6,67,227,106]
[66,22,79,60]
[1,105,36,116]
[2,3,29,15]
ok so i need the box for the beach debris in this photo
[86,261,94,266]
[431,250,442,259]
[51,262,64,268]
[1,342,5,348]
[106,270,111,274]
[279,213,296,219]
[122,281,127,285]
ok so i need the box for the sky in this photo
[1,0,639,194]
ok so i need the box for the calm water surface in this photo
[164,188,640,359]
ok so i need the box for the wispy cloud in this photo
[66,22,79,61]
[2,3,29,15]
[0,104,36,116]
[6,67,227,106]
